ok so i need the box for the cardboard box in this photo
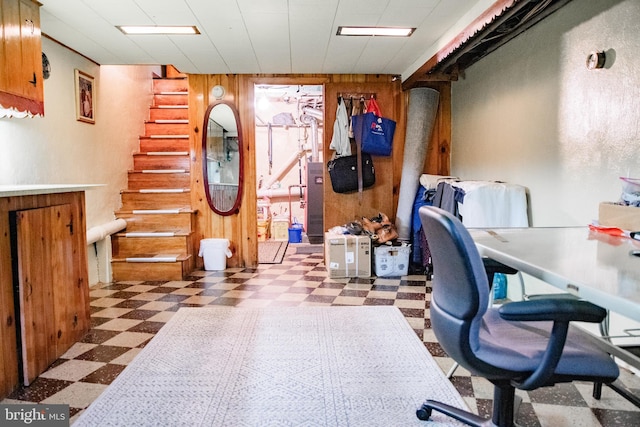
[374,243,411,277]
[598,202,640,230]
[324,233,371,278]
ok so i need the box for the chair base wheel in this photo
[416,405,432,421]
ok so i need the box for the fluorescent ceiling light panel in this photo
[117,26,200,35]
[337,26,415,37]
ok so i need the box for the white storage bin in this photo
[374,243,410,277]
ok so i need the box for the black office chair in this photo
[416,206,619,427]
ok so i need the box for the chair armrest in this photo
[499,299,607,323]
[501,298,607,390]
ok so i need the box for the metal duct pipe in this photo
[301,106,323,121]
[309,118,319,162]
[261,149,309,190]
[257,187,305,198]
[300,111,320,162]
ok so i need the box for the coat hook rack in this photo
[337,92,376,101]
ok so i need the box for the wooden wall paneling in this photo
[392,82,452,179]
[323,81,399,229]
[188,74,209,269]
[188,75,202,264]
[69,192,90,336]
[418,82,451,176]
[190,74,248,268]
[187,74,444,268]
[439,82,452,175]
[237,75,257,268]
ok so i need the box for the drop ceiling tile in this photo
[37,0,487,76]
[127,0,199,25]
[40,10,154,64]
[335,0,389,15]
[243,13,291,72]
[289,8,334,72]
[189,0,243,21]
[237,0,288,14]
[354,37,409,74]
[169,36,229,74]
[79,0,152,25]
[289,0,339,15]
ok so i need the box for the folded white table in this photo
[469,226,640,406]
[469,226,640,322]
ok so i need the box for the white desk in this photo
[469,227,640,323]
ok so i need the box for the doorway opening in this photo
[254,84,324,246]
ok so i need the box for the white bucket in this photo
[198,238,232,271]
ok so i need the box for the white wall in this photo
[450,0,640,339]
[0,37,157,284]
[451,0,640,226]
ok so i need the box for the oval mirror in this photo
[202,101,243,215]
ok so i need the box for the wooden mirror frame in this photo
[202,100,244,216]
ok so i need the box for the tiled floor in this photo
[3,245,640,426]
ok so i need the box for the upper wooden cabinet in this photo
[0,0,44,116]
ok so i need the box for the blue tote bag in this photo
[353,97,396,157]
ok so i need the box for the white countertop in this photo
[0,184,103,198]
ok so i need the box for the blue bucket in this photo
[288,222,303,243]
[288,228,302,243]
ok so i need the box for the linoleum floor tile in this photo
[3,250,636,427]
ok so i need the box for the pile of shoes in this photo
[341,212,399,245]
[362,212,399,244]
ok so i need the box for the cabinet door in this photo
[15,204,74,386]
[18,0,42,101]
[0,0,44,111]
[0,0,21,94]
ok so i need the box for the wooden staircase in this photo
[111,72,196,281]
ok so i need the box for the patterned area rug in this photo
[258,240,288,264]
[73,306,467,426]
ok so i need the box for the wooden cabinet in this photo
[16,204,79,385]
[0,0,44,116]
[0,188,90,397]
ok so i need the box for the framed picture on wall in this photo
[75,69,95,124]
